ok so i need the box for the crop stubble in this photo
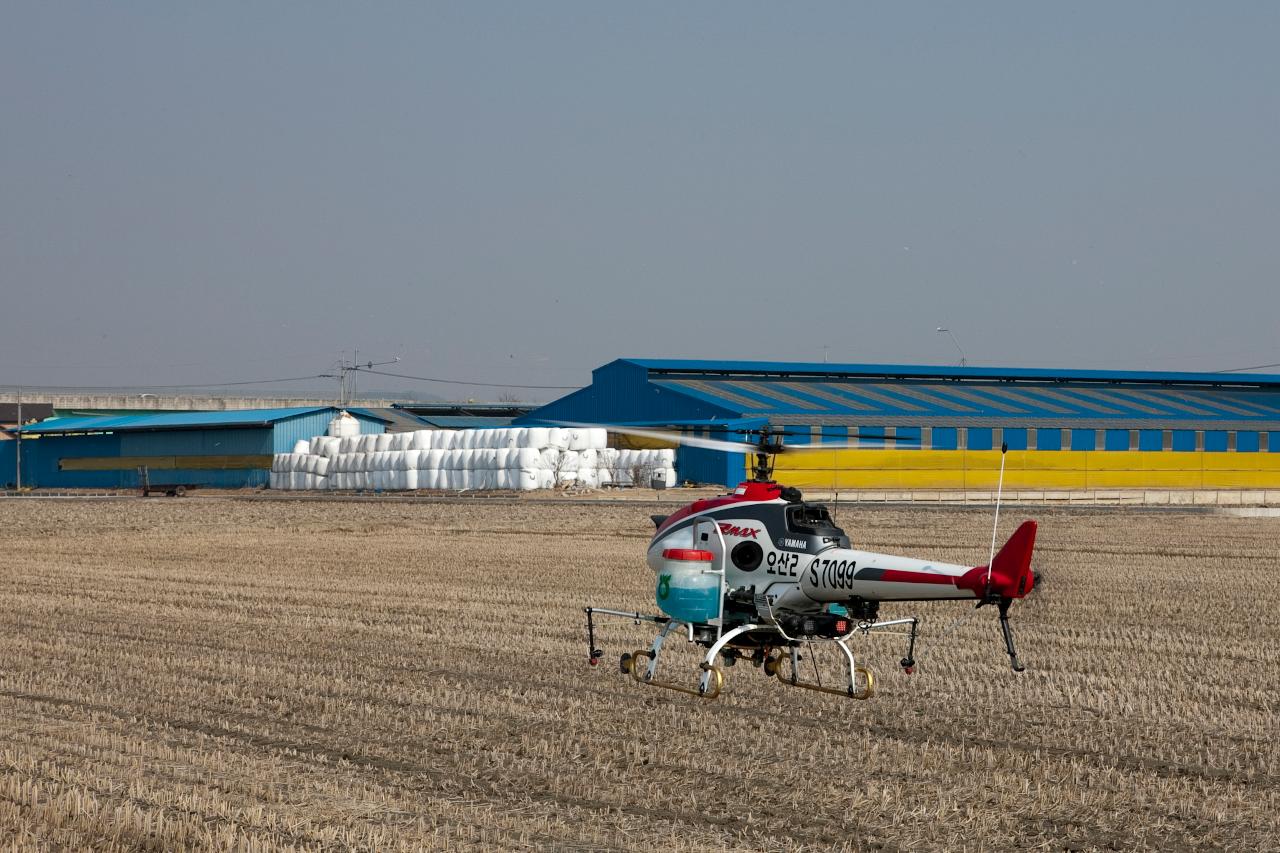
[0,498,1277,851]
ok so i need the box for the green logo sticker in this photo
[657,574,671,600]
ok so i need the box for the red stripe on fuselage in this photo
[655,482,783,535]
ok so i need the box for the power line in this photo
[353,366,581,391]
[1215,362,1280,374]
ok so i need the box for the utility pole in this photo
[324,352,400,407]
[15,385,22,490]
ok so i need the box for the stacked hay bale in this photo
[269,427,677,491]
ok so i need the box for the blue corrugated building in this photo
[5,407,387,489]
[519,359,1280,489]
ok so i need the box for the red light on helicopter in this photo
[661,548,714,561]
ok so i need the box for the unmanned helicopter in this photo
[583,426,1038,701]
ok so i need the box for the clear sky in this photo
[2,3,1278,402]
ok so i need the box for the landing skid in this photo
[587,607,920,701]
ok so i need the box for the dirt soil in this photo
[0,497,1277,851]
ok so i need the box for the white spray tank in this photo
[655,547,721,623]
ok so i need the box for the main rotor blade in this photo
[553,423,757,453]
[785,435,913,450]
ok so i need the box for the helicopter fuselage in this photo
[646,482,1017,630]
[586,478,1037,698]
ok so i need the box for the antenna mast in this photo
[985,442,1009,590]
[328,351,401,407]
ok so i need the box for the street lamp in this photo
[936,327,967,367]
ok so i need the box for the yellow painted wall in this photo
[61,455,272,472]
[767,450,1280,490]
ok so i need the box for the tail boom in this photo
[799,520,1038,603]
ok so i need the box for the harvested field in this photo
[0,497,1277,851]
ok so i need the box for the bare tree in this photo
[629,459,658,490]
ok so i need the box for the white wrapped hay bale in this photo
[512,449,542,470]
[327,411,361,438]
[547,428,569,450]
[374,434,393,452]
[523,427,549,449]
[588,428,608,450]
[310,436,339,456]
[292,440,310,455]
[566,429,588,451]
[577,467,599,488]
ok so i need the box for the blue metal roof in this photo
[14,406,390,435]
[648,378,1280,427]
[616,359,1280,389]
[517,359,1280,431]
[418,416,515,429]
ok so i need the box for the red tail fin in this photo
[988,520,1037,598]
[959,520,1037,599]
